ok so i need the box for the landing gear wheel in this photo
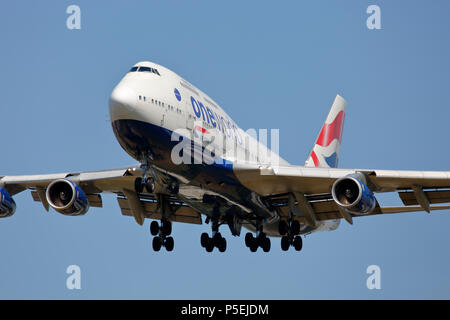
[201,232,209,248]
[134,177,144,193]
[290,220,300,235]
[165,237,174,252]
[145,177,155,193]
[293,236,303,251]
[150,221,159,236]
[245,232,253,247]
[278,220,289,236]
[205,239,214,252]
[152,237,162,251]
[249,244,258,252]
[262,237,271,252]
[218,237,227,253]
[281,236,290,251]
[213,232,223,247]
[162,220,172,236]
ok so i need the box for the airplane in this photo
[2,60,450,253]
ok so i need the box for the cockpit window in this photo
[129,66,138,72]
[139,67,152,72]
[136,66,161,76]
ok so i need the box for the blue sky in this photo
[1,0,450,299]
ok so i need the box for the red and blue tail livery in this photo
[305,95,346,168]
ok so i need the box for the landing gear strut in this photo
[244,221,271,253]
[150,219,174,252]
[279,219,303,252]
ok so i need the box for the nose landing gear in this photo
[135,176,155,194]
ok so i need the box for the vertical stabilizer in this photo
[305,95,346,168]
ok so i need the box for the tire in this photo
[145,177,155,193]
[205,239,214,252]
[162,220,172,236]
[218,238,227,253]
[134,177,144,193]
[262,237,271,253]
[291,220,300,235]
[150,221,159,236]
[152,237,162,251]
[250,244,258,252]
[245,232,253,247]
[293,236,303,251]
[200,232,209,248]
[278,220,288,236]
[165,237,174,252]
[281,236,290,251]
[213,233,222,247]
[257,233,266,247]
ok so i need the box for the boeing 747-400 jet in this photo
[2,61,450,253]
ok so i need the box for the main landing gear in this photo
[200,213,227,253]
[134,154,180,253]
[245,232,271,252]
[244,222,271,253]
[201,231,227,253]
[150,219,174,252]
[278,219,303,251]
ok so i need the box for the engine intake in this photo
[46,179,89,216]
[0,188,16,218]
[331,174,376,214]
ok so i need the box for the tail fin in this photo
[305,95,347,168]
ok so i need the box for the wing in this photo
[233,163,450,225]
[0,166,202,225]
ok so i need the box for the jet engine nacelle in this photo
[331,174,376,215]
[46,179,89,216]
[0,188,16,218]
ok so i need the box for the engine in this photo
[331,174,376,214]
[0,188,16,218]
[46,179,89,216]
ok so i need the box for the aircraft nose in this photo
[109,84,137,121]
